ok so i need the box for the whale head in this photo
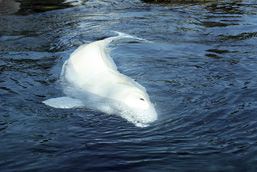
[108,85,157,127]
[124,91,150,110]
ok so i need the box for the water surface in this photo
[1,0,257,171]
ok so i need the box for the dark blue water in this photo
[1,0,257,171]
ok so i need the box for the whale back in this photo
[61,33,147,96]
[69,40,117,73]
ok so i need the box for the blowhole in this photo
[140,98,145,101]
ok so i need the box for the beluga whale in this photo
[43,32,157,127]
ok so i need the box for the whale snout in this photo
[130,105,158,127]
[143,109,158,123]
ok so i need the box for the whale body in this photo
[43,32,157,127]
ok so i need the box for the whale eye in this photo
[125,95,149,109]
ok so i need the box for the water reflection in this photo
[0,0,20,15]
[1,0,257,171]
[0,0,77,15]
[141,0,222,5]
[17,0,74,15]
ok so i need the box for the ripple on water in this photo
[1,0,257,172]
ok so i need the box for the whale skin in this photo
[43,32,157,127]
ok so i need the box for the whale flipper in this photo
[43,97,84,109]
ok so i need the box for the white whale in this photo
[43,32,157,127]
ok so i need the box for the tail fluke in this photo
[104,31,150,44]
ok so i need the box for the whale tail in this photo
[104,31,150,45]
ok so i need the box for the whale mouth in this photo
[134,121,150,128]
[121,111,157,128]
[114,102,158,127]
